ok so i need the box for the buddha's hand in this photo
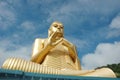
[62,38,76,61]
[62,38,73,48]
[47,31,63,47]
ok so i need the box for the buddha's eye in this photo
[60,26,63,29]
[53,24,58,27]
[59,25,63,29]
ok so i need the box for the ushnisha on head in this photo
[48,21,64,37]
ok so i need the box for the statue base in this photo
[0,69,118,80]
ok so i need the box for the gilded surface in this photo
[2,21,116,77]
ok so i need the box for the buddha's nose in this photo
[57,26,61,29]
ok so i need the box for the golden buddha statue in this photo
[2,21,116,77]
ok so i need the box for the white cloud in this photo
[0,39,32,67]
[82,41,120,69]
[110,15,120,29]
[47,0,120,23]
[47,1,78,23]
[0,1,16,30]
[27,0,54,5]
[107,29,120,38]
[20,21,36,31]
[107,14,120,38]
[66,36,88,49]
[6,0,23,8]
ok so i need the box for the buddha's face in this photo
[51,22,63,33]
[49,22,64,37]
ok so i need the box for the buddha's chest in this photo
[41,44,75,70]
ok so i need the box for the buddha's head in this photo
[48,21,64,38]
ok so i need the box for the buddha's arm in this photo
[31,31,63,63]
[69,45,81,70]
[62,39,81,69]
[75,57,81,70]
[31,39,52,63]
[62,39,77,61]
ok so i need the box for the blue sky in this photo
[0,0,120,69]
